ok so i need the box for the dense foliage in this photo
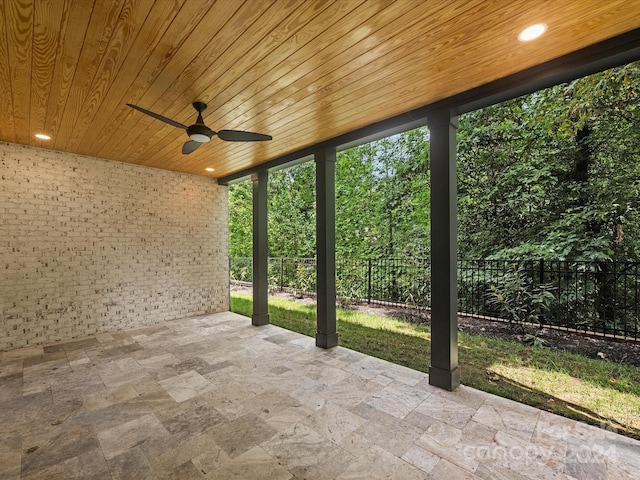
[229,62,640,262]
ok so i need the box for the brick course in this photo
[0,142,229,350]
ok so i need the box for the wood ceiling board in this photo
[1,0,640,178]
[29,0,64,141]
[74,0,187,152]
[65,0,159,152]
[197,0,359,126]
[42,0,93,146]
[112,0,282,151]
[5,0,33,146]
[121,0,336,167]
[0,1,16,140]
[50,0,126,151]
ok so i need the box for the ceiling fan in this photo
[126,102,272,154]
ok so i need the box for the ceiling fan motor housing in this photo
[187,123,213,143]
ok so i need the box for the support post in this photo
[428,109,460,391]
[315,148,338,348]
[252,171,269,326]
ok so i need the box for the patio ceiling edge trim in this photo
[218,28,640,185]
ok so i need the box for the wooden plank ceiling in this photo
[1,0,639,178]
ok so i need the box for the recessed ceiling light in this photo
[518,23,547,42]
[35,133,51,140]
[205,167,215,172]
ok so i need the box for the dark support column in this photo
[315,148,338,348]
[428,109,460,391]
[252,170,269,326]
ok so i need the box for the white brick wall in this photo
[0,142,229,351]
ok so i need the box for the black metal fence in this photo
[230,257,640,340]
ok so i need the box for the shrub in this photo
[486,263,556,332]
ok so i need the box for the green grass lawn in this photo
[231,292,640,439]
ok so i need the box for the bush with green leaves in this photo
[336,261,366,306]
[290,262,316,298]
[486,263,556,332]
[230,258,252,283]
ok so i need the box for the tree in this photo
[457,61,640,261]
[268,162,316,258]
[228,181,252,258]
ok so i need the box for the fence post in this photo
[280,257,284,291]
[539,258,544,285]
[367,258,372,304]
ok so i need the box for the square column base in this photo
[316,332,338,349]
[429,364,460,391]
[252,314,270,326]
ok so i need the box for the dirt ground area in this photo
[231,284,640,367]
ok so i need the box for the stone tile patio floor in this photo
[1,312,639,479]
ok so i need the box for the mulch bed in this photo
[232,285,640,368]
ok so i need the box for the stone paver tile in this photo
[414,391,476,429]
[158,370,212,403]
[365,380,430,419]
[415,420,491,473]
[97,413,171,460]
[336,444,426,480]
[204,446,293,480]
[302,401,366,444]
[0,360,23,379]
[3,312,640,480]
[166,460,207,479]
[21,421,100,476]
[63,447,111,480]
[472,400,539,443]
[491,430,567,479]
[429,458,482,479]
[242,388,301,419]
[475,460,531,480]
[3,346,44,360]
[265,405,313,432]
[402,444,440,474]
[156,397,227,442]
[107,447,155,480]
[262,422,355,480]
[209,412,277,459]
[82,383,140,412]
[0,436,22,479]
[354,411,423,458]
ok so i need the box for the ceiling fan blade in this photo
[217,130,272,142]
[126,103,187,130]
[182,140,202,154]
